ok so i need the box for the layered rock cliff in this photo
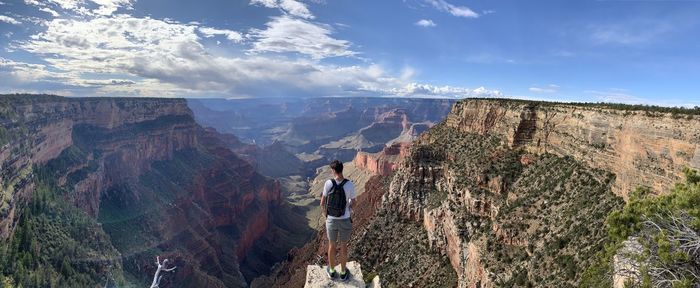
[445,99,700,198]
[0,94,281,287]
[353,142,411,176]
[1,95,194,237]
[266,99,699,288]
[353,99,699,287]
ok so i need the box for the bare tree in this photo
[619,212,700,287]
[642,212,700,288]
[150,256,176,288]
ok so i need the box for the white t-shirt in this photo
[322,178,356,219]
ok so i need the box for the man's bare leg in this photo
[328,241,337,271]
[339,241,348,273]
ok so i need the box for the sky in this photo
[0,0,699,106]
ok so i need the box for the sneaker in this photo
[339,269,350,282]
[326,266,337,279]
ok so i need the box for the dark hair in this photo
[330,160,343,174]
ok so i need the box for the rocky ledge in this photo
[304,261,381,288]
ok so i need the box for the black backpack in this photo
[326,179,348,217]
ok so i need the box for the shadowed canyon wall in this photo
[0,95,281,287]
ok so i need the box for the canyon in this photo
[2,95,698,287]
[188,97,453,165]
[263,99,699,287]
[0,95,455,287]
[0,95,284,287]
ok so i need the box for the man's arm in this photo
[320,195,326,216]
[320,180,329,216]
[348,183,356,209]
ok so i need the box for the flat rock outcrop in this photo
[304,261,380,288]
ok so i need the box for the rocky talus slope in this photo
[0,95,281,287]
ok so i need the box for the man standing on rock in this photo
[320,160,356,282]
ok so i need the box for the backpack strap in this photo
[338,179,348,187]
[330,179,337,188]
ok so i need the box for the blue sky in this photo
[0,0,699,106]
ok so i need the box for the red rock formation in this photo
[0,95,282,286]
[353,142,411,176]
[0,96,192,238]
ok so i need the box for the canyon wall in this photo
[445,99,700,198]
[1,96,196,236]
[352,99,700,287]
[0,95,281,287]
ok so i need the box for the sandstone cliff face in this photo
[0,95,281,287]
[445,100,700,199]
[352,142,410,176]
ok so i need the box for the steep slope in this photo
[262,99,699,288]
[359,99,700,287]
[0,94,282,287]
[256,137,421,287]
[445,99,700,198]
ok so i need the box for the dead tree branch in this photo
[150,256,177,288]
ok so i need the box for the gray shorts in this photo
[326,218,352,243]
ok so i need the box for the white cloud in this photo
[90,0,134,15]
[388,83,502,98]
[19,15,204,88]
[415,19,436,27]
[39,7,61,17]
[426,0,478,18]
[10,15,364,95]
[3,0,501,99]
[0,57,72,84]
[250,0,314,19]
[529,84,560,94]
[249,16,355,59]
[198,27,243,42]
[0,15,21,25]
[46,0,81,11]
[24,0,132,16]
